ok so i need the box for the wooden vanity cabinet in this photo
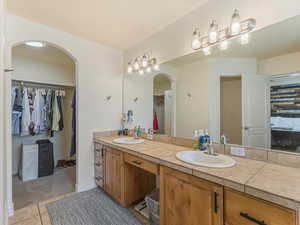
[104,147,125,205]
[160,166,223,225]
[94,144,157,207]
[225,189,297,225]
[94,143,105,188]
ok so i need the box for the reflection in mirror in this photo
[123,14,300,153]
[153,74,173,135]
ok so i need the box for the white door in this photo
[164,90,173,136]
[242,74,271,148]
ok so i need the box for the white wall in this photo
[12,55,75,86]
[0,0,6,223]
[175,59,211,138]
[258,52,300,75]
[4,14,123,217]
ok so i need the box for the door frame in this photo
[152,72,177,136]
[242,73,271,148]
[211,73,244,143]
[4,40,79,216]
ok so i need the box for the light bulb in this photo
[202,47,211,56]
[25,41,45,47]
[240,33,249,45]
[138,69,144,75]
[208,20,218,43]
[191,28,201,50]
[142,55,148,68]
[146,67,152,74]
[230,9,241,36]
[127,63,133,74]
[133,60,140,70]
[218,40,228,50]
[151,58,160,71]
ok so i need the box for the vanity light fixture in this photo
[208,20,218,43]
[191,9,256,55]
[240,33,250,45]
[127,53,160,75]
[230,9,241,35]
[191,28,201,49]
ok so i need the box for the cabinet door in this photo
[104,148,123,203]
[160,166,223,225]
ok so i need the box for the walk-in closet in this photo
[11,42,77,210]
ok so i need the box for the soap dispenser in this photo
[198,129,206,151]
[192,130,199,150]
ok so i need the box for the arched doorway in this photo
[153,74,174,135]
[9,41,77,210]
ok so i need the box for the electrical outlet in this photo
[230,147,246,156]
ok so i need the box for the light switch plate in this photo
[230,147,246,156]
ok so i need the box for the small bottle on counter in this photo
[192,130,199,150]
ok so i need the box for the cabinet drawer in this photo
[95,176,104,188]
[124,153,159,175]
[95,164,104,178]
[95,145,105,163]
[94,143,102,150]
[225,189,297,225]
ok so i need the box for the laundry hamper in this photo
[145,189,160,225]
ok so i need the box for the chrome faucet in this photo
[221,134,229,144]
[134,126,142,139]
[207,140,215,155]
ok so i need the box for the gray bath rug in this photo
[46,188,145,225]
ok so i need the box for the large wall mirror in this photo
[123,14,300,153]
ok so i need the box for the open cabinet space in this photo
[11,43,77,210]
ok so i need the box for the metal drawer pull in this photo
[132,160,142,165]
[95,149,101,152]
[95,163,101,167]
[214,192,218,213]
[240,212,267,225]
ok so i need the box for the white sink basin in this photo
[113,137,144,144]
[176,151,236,168]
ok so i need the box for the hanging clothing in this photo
[12,87,17,110]
[31,89,42,134]
[48,90,55,137]
[57,95,64,130]
[153,112,159,131]
[12,111,22,136]
[40,93,47,131]
[21,88,31,136]
[13,88,23,112]
[70,90,76,157]
[51,92,61,132]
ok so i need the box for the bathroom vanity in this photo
[94,135,299,225]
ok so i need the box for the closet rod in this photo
[12,79,75,89]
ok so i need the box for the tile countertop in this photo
[94,136,300,210]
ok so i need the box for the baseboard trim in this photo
[75,182,96,192]
[7,200,14,217]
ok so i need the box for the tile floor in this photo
[13,167,76,210]
[9,192,75,225]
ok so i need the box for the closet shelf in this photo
[271,83,300,118]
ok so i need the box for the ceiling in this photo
[7,0,208,50]
[12,44,75,68]
[166,14,300,67]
